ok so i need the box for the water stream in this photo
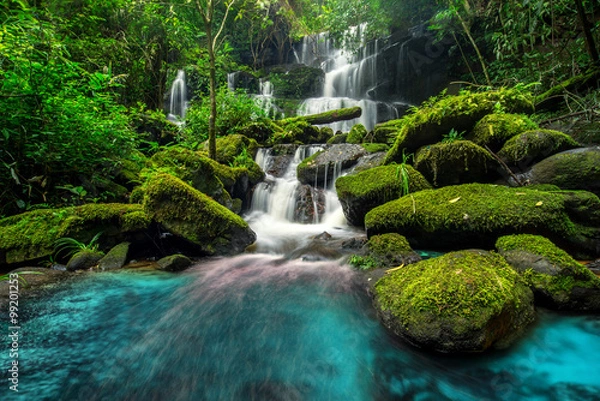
[2,150,600,400]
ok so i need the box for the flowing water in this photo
[167,69,188,124]
[3,151,600,400]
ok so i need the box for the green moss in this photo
[496,234,581,270]
[498,129,579,166]
[364,183,600,254]
[129,187,145,204]
[0,204,149,265]
[414,140,495,186]
[374,250,532,338]
[142,173,253,254]
[535,68,600,107]
[204,134,259,165]
[469,114,539,151]
[347,124,368,144]
[384,88,535,164]
[327,133,348,144]
[361,143,389,153]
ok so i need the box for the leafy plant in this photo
[442,128,466,143]
[396,150,414,197]
[348,255,378,271]
[54,232,103,260]
[1,271,44,286]
[230,146,253,168]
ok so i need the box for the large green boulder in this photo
[468,113,538,152]
[347,124,368,144]
[373,250,535,353]
[498,129,579,168]
[497,234,600,311]
[142,173,256,256]
[202,134,259,165]
[414,140,497,187]
[365,183,600,258]
[336,165,431,227]
[0,204,150,267]
[351,233,421,270]
[384,89,534,163]
[513,147,600,195]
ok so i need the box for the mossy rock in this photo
[0,204,151,266]
[97,242,130,271]
[234,120,278,145]
[364,233,421,269]
[297,144,367,187]
[131,112,180,147]
[327,133,348,144]
[336,164,432,227]
[498,129,580,168]
[513,147,600,195]
[157,254,192,272]
[373,250,535,353]
[142,173,256,256]
[497,234,600,311]
[414,140,497,187]
[364,183,600,258]
[66,250,104,271]
[361,143,389,153]
[347,124,368,144]
[468,113,539,152]
[270,119,320,145]
[373,119,406,145]
[384,89,535,164]
[202,134,259,165]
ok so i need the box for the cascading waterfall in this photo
[167,69,188,123]
[295,24,404,132]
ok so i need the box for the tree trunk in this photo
[205,22,218,160]
[574,0,600,65]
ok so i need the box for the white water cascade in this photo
[167,69,188,124]
[245,146,355,255]
[295,24,406,132]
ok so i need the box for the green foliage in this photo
[348,255,378,271]
[54,232,103,259]
[441,128,465,143]
[183,88,267,147]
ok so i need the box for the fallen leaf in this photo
[536,201,543,206]
[449,197,461,203]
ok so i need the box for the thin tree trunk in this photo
[574,0,600,65]
[206,22,218,160]
[453,8,492,86]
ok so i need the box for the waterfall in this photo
[167,69,188,124]
[294,24,405,132]
[252,78,281,118]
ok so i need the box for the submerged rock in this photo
[336,164,431,227]
[497,234,600,311]
[365,183,600,258]
[414,140,496,186]
[373,250,535,353]
[142,173,256,256]
[512,147,600,195]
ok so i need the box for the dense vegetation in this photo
[1,0,599,218]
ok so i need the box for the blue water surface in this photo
[2,254,599,401]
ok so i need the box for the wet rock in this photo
[348,152,386,173]
[157,254,192,272]
[294,185,325,224]
[468,113,539,152]
[511,147,600,195]
[373,250,535,353]
[66,250,104,271]
[297,144,367,186]
[498,129,579,169]
[97,242,130,271]
[497,234,600,311]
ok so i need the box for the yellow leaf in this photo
[536,201,543,206]
[449,197,461,203]
[515,192,526,196]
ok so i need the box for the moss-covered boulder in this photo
[157,254,192,272]
[202,134,259,165]
[336,165,431,227]
[468,114,538,152]
[142,173,256,256]
[327,133,348,144]
[414,140,497,187]
[352,233,420,270]
[498,129,579,168]
[0,204,151,267]
[234,120,278,145]
[66,250,104,271]
[384,89,535,164]
[373,250,535,353]
[97,242,130,271]
[297,144,367,186]
[513,147,600,195]
[365,183,600,258]
[347,124,368,144]
[497,234,600,311]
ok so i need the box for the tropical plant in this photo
[54,232,104,260]
[442,128,466,143]
[396,150,414,197]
